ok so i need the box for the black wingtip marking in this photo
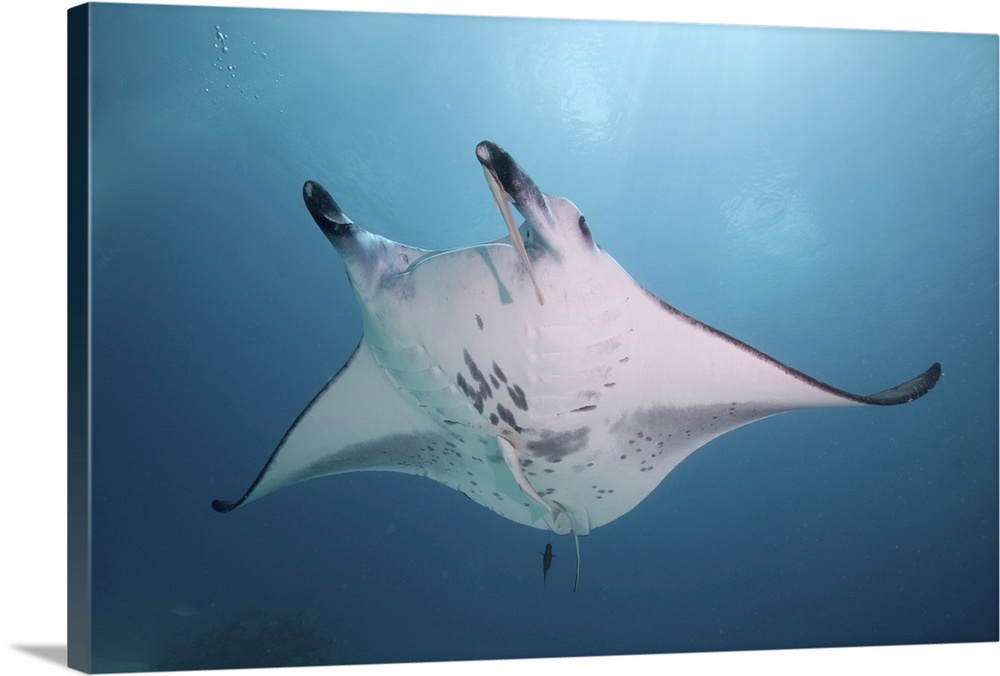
[211,498,240,513]
[302,180,354,240]
[857,361,942,406]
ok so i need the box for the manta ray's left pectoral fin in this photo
[212,341,450,513]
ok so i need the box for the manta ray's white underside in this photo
[214,141,941,546]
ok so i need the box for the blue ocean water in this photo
[86,3,998,671]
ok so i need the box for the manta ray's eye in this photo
[400,253,409,265]
[578,215,592,238]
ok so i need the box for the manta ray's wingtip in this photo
[475,140,499,161]
[302,180,353,233]
[924,361,943,392]
[913,361,942,395]
[860,361,942,406]
[211,498,240,513]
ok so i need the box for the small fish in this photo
[541,543,555,585]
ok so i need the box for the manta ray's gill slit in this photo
[526,344,630,388]
[534,333,632,363]
[526,316,632,398]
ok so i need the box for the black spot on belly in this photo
[507,384,528,411]
[489,412,499,426]
[475,314,484,331]
[490,374,500,389]
[463,349,492,401]
[456,373,473,398]
[464,350,485,384]
[496,402,521,433]
[526,427,590,461]
[492,362,508,384]
[570,405,596,413]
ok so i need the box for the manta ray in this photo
[213,141,940,584]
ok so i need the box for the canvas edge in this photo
[67,3,92,673]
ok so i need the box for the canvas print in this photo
[67,2,998,673]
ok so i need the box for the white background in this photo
[1,1,997,675]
